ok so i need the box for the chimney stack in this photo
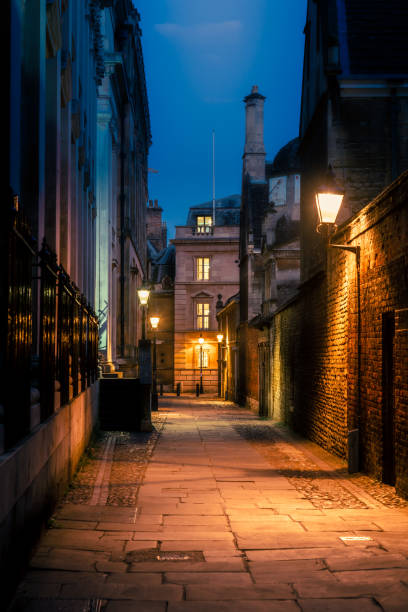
[243,85,266,181]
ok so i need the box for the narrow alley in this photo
[10,397,408,612]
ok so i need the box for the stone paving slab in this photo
[9,397,408,611]
[169,603,299,612]
[106,603,166,612]
[298,598,381,611]
[164,571,253,586]
[185,584,296,600]
[57,583,183,600]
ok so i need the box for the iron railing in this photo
[39,240,58,421]
[1,207,98,452]
[1,207,36,449]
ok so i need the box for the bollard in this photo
[196,383,200,397]
[176,382,181,396]
[160,383,163,396]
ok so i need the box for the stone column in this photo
[45,53,61,253]
[96,97,114,371]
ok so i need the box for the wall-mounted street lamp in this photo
[198,334,205,394]
[150,316,160,411]
[137,285,150,340]
[217,333,224,398]
[315,166,360,474]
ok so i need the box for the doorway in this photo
[258,342,270,417]
[382,311,395,485]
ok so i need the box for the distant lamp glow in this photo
[315,165,344,231]
[137,288,150,306]
[198,336,205,345]
[217,334,224,343]
[150,316,160,330]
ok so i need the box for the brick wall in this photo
[271,170,408,496]
[238,322,259,410]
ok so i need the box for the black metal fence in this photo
[1,207,98,452]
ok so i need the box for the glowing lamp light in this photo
[150,316,160,330]
[315,192,344,225]
[217,334,224,343]
[315,166,345,230]
[198,336,205,345]
[137,288,150,306]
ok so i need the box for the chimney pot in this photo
[154,199,158,207]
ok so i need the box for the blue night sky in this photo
[135,0,307,239]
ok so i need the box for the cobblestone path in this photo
[9,397,408,612]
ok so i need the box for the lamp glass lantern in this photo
[138,285,150,340]
[315,191,344,225]
[137,288,150,306]
[150,316,160,330]
[216,333,224,343]
[315,166,345,229]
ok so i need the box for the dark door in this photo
[382,311,395,485]
[258,342,269,417]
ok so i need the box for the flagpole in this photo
[212,129,215,227]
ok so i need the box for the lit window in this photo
[196,347,209,368]
[196,216,212,234]
[196,302,210,329]
[196,257,210,280]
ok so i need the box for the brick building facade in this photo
[172,197,240,394]
[271,171,408,497]
[268,0,408,496]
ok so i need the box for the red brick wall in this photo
[272,170,408,496]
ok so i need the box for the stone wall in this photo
[0,383,99,608]
[271,170,408,497]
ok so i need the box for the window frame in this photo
[195,256,211,281]
[196,346,210,368]
[196,215,213,234]
[195,301,210,330]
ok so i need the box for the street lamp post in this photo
[217,333,223,397]
[198,335,204,394]
[315,166,360,474]
[137,283,152,432]
[149,316,160,411]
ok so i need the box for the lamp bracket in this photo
[330,244,360,262]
